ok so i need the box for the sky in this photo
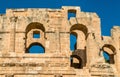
[0,0,120,36]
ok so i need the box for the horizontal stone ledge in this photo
[0,56,69,58]
[0,31,10,33]
[0,53,70,58]
[91,72,114,76]
[0,70,76,75]
[0,62,68,67]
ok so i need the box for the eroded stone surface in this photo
[0,6,120,77]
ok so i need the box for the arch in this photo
[70,55,83,68]
[102,44,116,54]
[70,24,88,50]
[26,22,45,34]
[102,44,116,64]
[70,24,88,37]
[26,42,45,53]
[70,32,77,51]
[25,22,45,53]
[70,49,86,68]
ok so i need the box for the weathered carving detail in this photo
[91,64,111,69]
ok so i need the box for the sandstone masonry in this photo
[0,6,120,77]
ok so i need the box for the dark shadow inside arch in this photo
[25,22,45,34]
[25,22,45,53]
[25,22,45,40]
[102,44,116,53]
[70,24,88,37]
[70,32,77,51]
[26,43,45,54]
[102,44,116,64]
[70,49,86,69]
[70,55,82,69]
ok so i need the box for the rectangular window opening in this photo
[33,31,40,38]
[68,10,76,20]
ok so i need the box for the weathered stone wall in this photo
[0,6,120,77]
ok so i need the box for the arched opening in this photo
[70,32,77,51]
[70,24,88,50]
[25,22,45,53]
[26,42,45,53]
[25,22,45,39]
[70,49,86,69]
[70,24,88,68]
[70,24,88,36]
[26,22,45,34]
[70,55,82,69]
[33,31,40,38]
[102,44,116,64]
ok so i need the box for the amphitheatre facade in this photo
[0,6,120,77]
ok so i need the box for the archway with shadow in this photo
[26,42,45,54]
[69,24,88,69]
[25,22,45,52]
[69,24,88,51]
[70,55,82,68]
[70,24,88,38]
[70,49,86,69]
[25,22,45,34]
[102,44,116,64]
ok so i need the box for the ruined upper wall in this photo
[0,6,102,54]
[0,6,120,77]
[0,6,101,39]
